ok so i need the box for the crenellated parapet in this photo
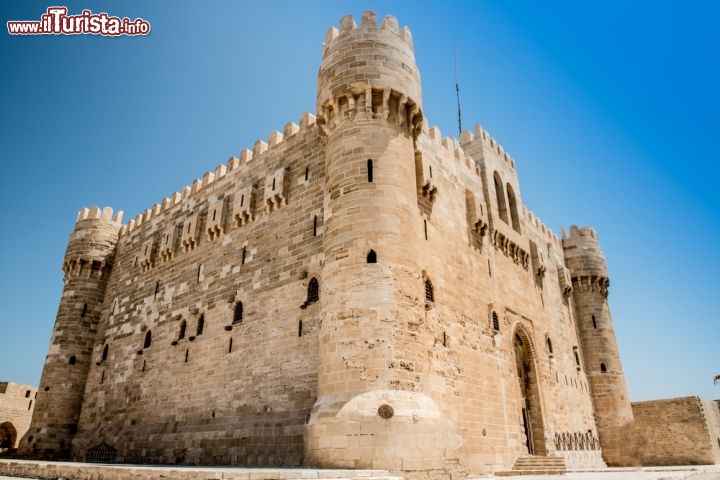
[120,112,317,239]
[461,124,517,172]
[62,206,123,282]
[316,11,423,139]
[562,225,610,297]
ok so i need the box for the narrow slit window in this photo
[313,215,317,236]
[592,315,597,329]
[81,303,88,318]
[241,246,247,265]
[367,249,377,264]
[144,330,152,349]
[492,311,500,331]
[154,282,160,298]
[424,278,434,303]
[196,315,204,336]
[185,349,189,363]
[546,337,553,355]
[574,349,581,369]
[367,159,373,183]
[228,338,233,353]
[178,320,186,340]
[101,344,109,362]
[298,320,303,337]
[304,167,309,181]
[307,278,319,305]
[233,302,243,324]
[424,219,428,240]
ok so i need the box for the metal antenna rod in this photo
[454,35,462,137]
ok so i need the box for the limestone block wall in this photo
[0,382,36,449]
[70,115,325,466]
[632,396,720,465]
[405,125,600,474]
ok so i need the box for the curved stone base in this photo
[305,390,462,473]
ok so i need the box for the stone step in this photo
[496,455,566,476]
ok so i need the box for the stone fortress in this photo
[14,11,720,477]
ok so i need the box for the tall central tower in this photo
[306,11,458,472]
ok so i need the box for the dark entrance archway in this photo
[0,421,17,450]
[513,329,546,456]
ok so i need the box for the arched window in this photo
[101,344,109,362]
[492,311,500,331]
[68,355,77,365]
[178,320,186,340]
[367,249,377,264]
[600,363,607,373]
[196,314,204,335]
[424,278,434,303]
[546,337,553,355]
[144,330,152,349]
[233,303,243,324]
[367,159,373,183]
[493,171,508,223]
[307,277,319,304]
[506,183,521,233]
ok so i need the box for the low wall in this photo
[632,396,720,466]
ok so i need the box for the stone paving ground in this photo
[1,464,720,480]
[472,465,720,480]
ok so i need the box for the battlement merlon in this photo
[76,205,123,225]
[322,11,414,58]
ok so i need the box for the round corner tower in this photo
[20,206,122,459]
[562,225,638,466]
[306,11,458,472]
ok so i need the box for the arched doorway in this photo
[0,422,17,450]
[513,329,546,456]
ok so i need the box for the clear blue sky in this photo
[1,1,718,401]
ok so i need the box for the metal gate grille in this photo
[86,443,117,463]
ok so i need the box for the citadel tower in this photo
[306,12,457,471]
[562,226,636,466]
[20,207,122,458]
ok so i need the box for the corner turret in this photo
[20,206,122,459]
[562,225,637,466]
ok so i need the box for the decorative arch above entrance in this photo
[512,326,547,456]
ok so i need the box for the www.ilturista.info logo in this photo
[7,7,150,36]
